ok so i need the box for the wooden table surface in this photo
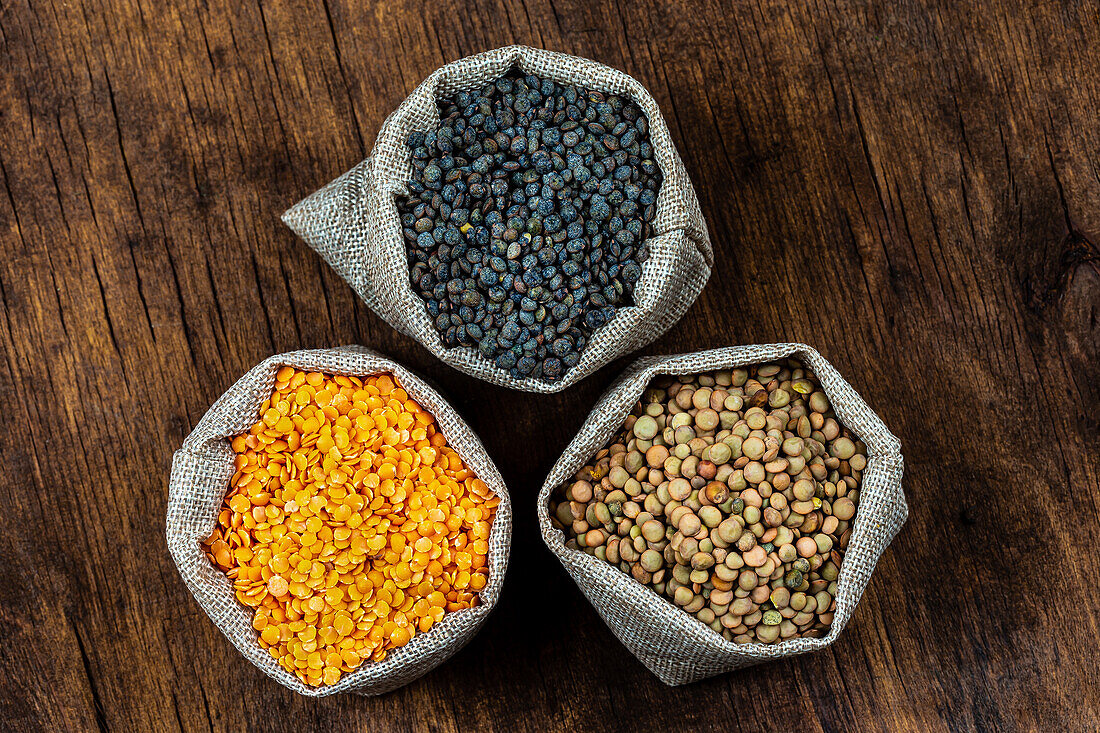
[2,0,1098,730]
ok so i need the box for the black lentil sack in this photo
[398,68,663,383]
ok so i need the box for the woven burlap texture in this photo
[166,346,512,696]
[282,45,712,393]
[537,344,906,685]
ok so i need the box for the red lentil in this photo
[202,369,498,687]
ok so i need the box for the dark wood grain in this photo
[1,0,1098,730]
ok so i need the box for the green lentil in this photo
[549,359,868,645]
[633,415,659,440]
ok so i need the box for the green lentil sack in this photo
[537,344,906,685]
[283,46,711,392]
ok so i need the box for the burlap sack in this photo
[282,45,712,393]
[537,343,906,685]
[166,346,512,696]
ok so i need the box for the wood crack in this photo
[71,618,110,733]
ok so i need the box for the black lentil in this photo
[399,68,662,382]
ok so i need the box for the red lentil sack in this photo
[537,344,906,685]
[283,46,711,393]
[167,346,512,696]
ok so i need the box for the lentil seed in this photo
[550,360,868,645]
[400,69,663,382]
[202,370,498,687]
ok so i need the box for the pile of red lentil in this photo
[202,368,498,687]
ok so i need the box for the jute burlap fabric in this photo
[282,45,712,393]
[537,344,906,685]
[166,346,512,696]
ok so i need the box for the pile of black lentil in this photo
[398,68,663,382]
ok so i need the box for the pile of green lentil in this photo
[549,360,867,644]
[399,68,662,383]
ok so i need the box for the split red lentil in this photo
[201,368,498,687]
